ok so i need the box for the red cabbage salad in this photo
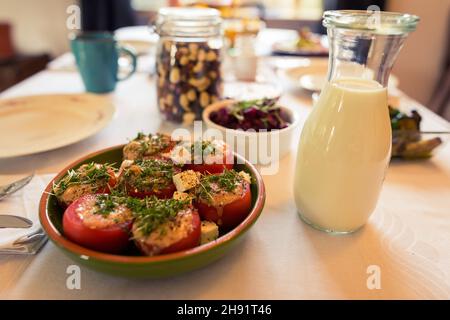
[209,98,291,131]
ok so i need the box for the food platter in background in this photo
[277,58,399,92]
[272,28,329,57]
[223,81,283,102]
[114,26,158,56]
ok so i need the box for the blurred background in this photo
[0,0,448,119]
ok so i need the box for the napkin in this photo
[0,174,54,248]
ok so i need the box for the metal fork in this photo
[0,235,48,255]
[0,227,47,255]
[13,228,45,245]
[0,173,35,200]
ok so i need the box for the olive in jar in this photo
[156,40,222,124]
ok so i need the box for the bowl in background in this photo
[202,99,300,165]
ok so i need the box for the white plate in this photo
[115,26,158,55]
[223,81,283,101]
[272,35,329,56]
[278,58,399,90]
[0,94,115,158]
[278,58,329,86]
[299,74,326,92]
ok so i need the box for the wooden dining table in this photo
[0,52,449,299]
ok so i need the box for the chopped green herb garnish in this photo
[94,194,124,216]
[85,193,190,233]
[131,132,174,157]
[230,99,278,121]
[135,132,146,140]
[53,162,116,196]
[188,140,222,163]
[209,98,290,131]
[196,169,243,204]
[120,159,177,191]
[129,196,191,236]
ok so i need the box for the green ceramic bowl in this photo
[39,145,265,278]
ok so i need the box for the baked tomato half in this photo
[117,158,181,199]
[131,197,201,256]
[194,169,252,229]
[123,132,178,161]
[170,140,233,174]
[62,194,133,253]
[53,162,117,207]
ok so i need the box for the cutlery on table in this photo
[0,173,34,200]
[0,214,33,228]
[0,224,47,255]
[0,174,48,254]
[13,228,45,245]
[0,235,48,255]
[0,216,47,255]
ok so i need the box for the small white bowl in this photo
[202,99,300,165]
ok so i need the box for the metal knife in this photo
[0,215,33,228]
[0,173,34,201]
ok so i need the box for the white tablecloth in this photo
[1,57,450,299]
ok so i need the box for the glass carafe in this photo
[294,10,419,233]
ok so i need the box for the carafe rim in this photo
[323,10,420,34]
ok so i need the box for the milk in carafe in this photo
[294,78,391,232]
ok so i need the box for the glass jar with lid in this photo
[155,7,223,124]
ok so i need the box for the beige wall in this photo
[387,0,450,105]
[0,0,77,57]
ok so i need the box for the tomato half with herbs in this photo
[172,140,234,174]
[63,194,133,253]
[127,182,177,199]
[132,198,201,256]
[123,132,178,161]
[118,159,180,199]
[194,170,252,229]
[53,163,117,207]
[186,162,234,175]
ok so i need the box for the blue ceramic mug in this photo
[71,32,137,93]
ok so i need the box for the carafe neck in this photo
[327,28,407,87]
[323,10,419,88]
